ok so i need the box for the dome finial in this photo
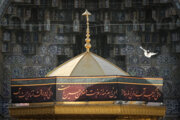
[82,10,91,52]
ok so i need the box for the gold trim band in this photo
[11,75,163,81]
[11,82,163,87]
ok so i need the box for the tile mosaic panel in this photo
[54,35,65,43]
[160,68,172,80]
[128,55,139,65]
[24,67,37,78]
[136,46,144,55]
[4,55,26,65]
[2,100,9,117]
[48,45,57,55]
[146,67,159,77]
[2,67,11,97]
[42,35,51,42]
[32,55,43,65]
[165,99,180,115]
[39,45,47,55]
[140,56,151,65]
[11,67,23,78]
[2,81,10,97]
[120,47,127,55]
[38,67,52,77]
[157,55,178,65]
[44,55,52,65]
[163,81,175,98]
[125,45,135,54]
[127,66,146,77]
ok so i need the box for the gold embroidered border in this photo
[9,104,166,118]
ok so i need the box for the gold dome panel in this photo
[46,52,129,77]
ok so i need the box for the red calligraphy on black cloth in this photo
[57,84,118,101]
[120,84,162,102]
[12,85,55,103]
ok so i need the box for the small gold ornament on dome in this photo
[82,10,91,52]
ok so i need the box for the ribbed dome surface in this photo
[46,52,129,77]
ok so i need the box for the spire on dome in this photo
[82,10,91,52]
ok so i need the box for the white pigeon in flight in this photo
[140,46,158,58]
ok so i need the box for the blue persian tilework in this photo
[127,67,146,77]
[39,45,47,55]
[4,55,25,65]
[128,55,139,64]
[11,67,23,78]
[140,56,151,65]
[42,35,51,42]
[48,45,57,55]
[24,67,37,78]
[54,35,65,43]
[165,99,180,115]
[44,56,52,65]
[38,67,51,77]
[120,47,127,55]
[146,67,159,77]
[157,55,178,65]
[1,100,9,117]
[136,46,144,54]
[160,68,172,80]
[125,45,135,54]
[32,55,43,65]
[2,80,10,97]
[163,81,174,98]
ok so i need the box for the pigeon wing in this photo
[150,52,157,56]
[140,46,146,52]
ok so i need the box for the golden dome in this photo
[46,10,129,77]
[46,52,129,77]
